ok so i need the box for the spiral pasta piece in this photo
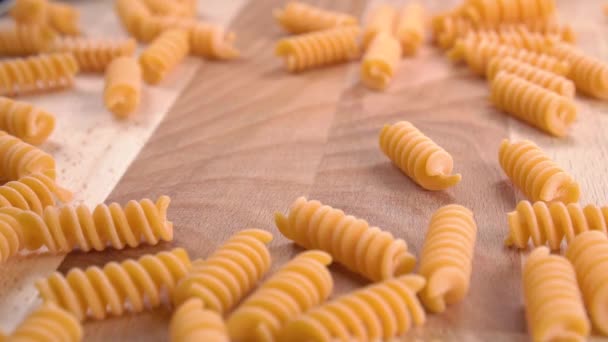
[143,0,195,17]
[487,57,575,98]
[50,37,136,73]
[0,97,55,145]
[114,0,151,38]
[395,3,425,55]
[0,173,70,214]
[5,303,82,342]
[465,26,559,53]
[0,53,79,97]
[463,0,556,25]
[275,197,416,281]
[280,274,426,342]
[170,299,229,342]
[139,29,189,85]
[227,250,333,342]
[10,0,48,25]
[47,2,80,36]
[36,248,192,321]
[418,205,477,313]
[362,4,396,49]
[523,246,590,342]
[275,27,361,73]
[0,207,25,263]
[491,72,576,137]
[499,139,580,203]
[173,229,273,313]
[0,131,56,181]
[0,25,55,57]
[104,57,141,118]
[379,121,461,191]
[274,2,358,34]
[360,33,401,91]
[189,23,239,60]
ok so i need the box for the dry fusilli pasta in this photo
[361,33,401,90]
[104,56,141,118]
[10,0,48,25]
[379,121,461,190]
[114,0,151,38]
[463,0,556,25]
[0,97,55,145]
[0,173,71,215]
[464,25,560,53]
[274,1,358,34]
[48,2,80,36]
[36,248,192,320]
[0,24,55,56]
[0,131,56,181]
[50,37,136,72]
[189,23,239,60]
[491,71,576,136]
[395,3,425,55]
[143,0,195,17]
[362,4,396,49]
[498,139,580,203]
[170,298,229,342]
[227,250,333,342]
[4,302,82,342]
[275,197,416,281]
[0,207,21,263]
[139,29,189,85]
[280,275,426,342]
[523,246,589,342]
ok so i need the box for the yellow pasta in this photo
[395,3,425,55]
[50,37,136,72]
[463,0,556,25]
[189,22,240,60]
[274,1,358,34]
[418,205,477,313]
[490,71,577,136]
[36,248,192,321]
[227,250,333,342]
[0,24,55,56]
[360,33,401,90]
[523,246,589,342]
[379,121,461,191]
[0,207,21,263]
[114,0,151,38]
[0,131,56,181]
[170,298,229,342]
[498,139,580,203]
[362,4,396,49]
[173,229,273,313]
[139,29,189,85]
[4,303,82,342]
[566,231,608,336]
[10,0,48,25]
[0,53,79,97]
[275,197,416,281]
[487,57,575,98]
[275,27,361,73]
[465,26,560,53]
[0,173,70,214]
[0,97,55,145]
[142,0,194,17]
[280,274,426,342]
[48,2,80,36]
[104,57,141,118]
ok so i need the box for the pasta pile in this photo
[274,1,358,34]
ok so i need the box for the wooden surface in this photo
[4,0,608,341]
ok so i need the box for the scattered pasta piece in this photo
[5,302,82,342]
[0,173,71,215]
[0,53,79,97]
[104,56,142,118]
[275,197,415,281]
[274,1,357,34]
[523,246,589,342]
[173,229,273,313]
[487,57,575,97]
[189,22,239,60]
[506,201,608,250]
[463,0,556,25]
[114,0,151,38]
[491,71,576,136]
[0,208,21,263]
[0,97,55,145]
[48,2,80,36]
[465,25,560,53]
[0,131,56,181]
[0,24,55,56]
[142,0,195,17]
[227,250,333,342]
[280,274,426,342]
[395,3,425,55]
[362,4,396,49]
[36,248,192,321]
[170,299,229,342]
[418,205,477,313]
[434,15,474,50]
[50,37,136,72]
[361,33,401,90]
[275,27,361,73]
[498,139,580,203]
[379,121,461,190]
[10,0,48,25]
[139,29,189,85]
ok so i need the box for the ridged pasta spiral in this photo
[434,15,476,50]
[139,29,189,85]
[549,42,608,100]
[173,229,273,313]
[395,3,425,55]
[279,274,427,342]
[0,207,21,263]
[360,33,401,91]
[5,302,82,342]
[15,196,172,253]
[491,72,577,137]
[465,26,559,53]
[104,56,141,118]
[142,0,195,18]
[506,200,608,250]
[36,248,192,321]
[170,298,229,342]
[114,0,151,38]
[379,121,461,191]
[275,27,361,73]
[50,37,136,72]
[10,0,48,25]
[566,231,608,335]
[0,25,55,56]
[523,246,590,342]
[47,2,80,36]
[498,139,580,203]
[463,0,556,25]
[362,4,396,49]
[0,97,55,145]
[274,1,358,34]
[275,197,416,281]
[227,250,333,342]
[189,22,239,60]
[487,57,575,98]
[0,131,56,181]
[0,173,71,214]
[418,205,477,313]
[0,53,79,97]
